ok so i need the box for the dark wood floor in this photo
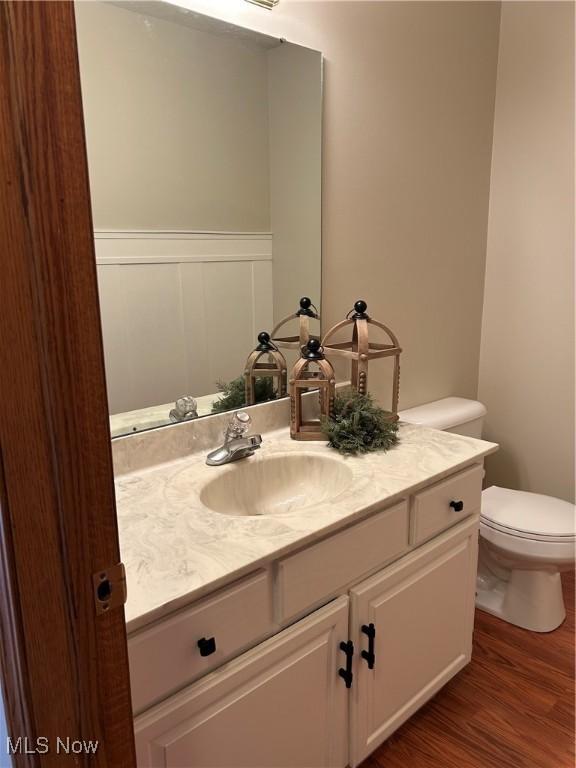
[361,571,575,768]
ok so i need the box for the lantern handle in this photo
[321,318,352,346]
[321,316,400,349]
[366,318,401,349]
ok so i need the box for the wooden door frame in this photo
[0,2,135,764]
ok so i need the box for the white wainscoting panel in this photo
[95,232,273,414]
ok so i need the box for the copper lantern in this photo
[322,300,401,420]
[289,339,336,441]
[244,332,287,406]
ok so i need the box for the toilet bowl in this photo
[477,486,575,631]
[399,397,576,632]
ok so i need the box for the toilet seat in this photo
[480,518,575,562]
[481,486,576,542]
[481,519,575,544]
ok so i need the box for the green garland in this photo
[321,388,399,455]
[211,376,277,414]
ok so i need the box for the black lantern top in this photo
[351,299,368,319]
[296,297,319,318]
[302,338,325,360]
[256,331,275,351]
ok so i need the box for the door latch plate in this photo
[93,563,127,615]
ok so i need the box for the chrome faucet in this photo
[206,411,262,466]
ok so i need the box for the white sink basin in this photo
[199,453,353,517]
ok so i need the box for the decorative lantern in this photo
[271,297,320,351]
[244,332,287,406]
[290,339,336,441]
[322,300,402,421]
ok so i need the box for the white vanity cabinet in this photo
[132,462,484,768]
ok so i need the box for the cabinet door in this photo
[135,596,350,768]
[349,517,479,767]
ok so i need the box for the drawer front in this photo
[276,501,409,623]
[129,570,274,714]
[411,464,483,545]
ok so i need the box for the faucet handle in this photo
[226,411,251,439]
[175,396,198,417]
[169,395,198,423]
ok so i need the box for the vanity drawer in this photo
[411,464,483,545]
[276,501,409,622]
[128,570,274,714]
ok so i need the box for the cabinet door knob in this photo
[338,640,354,689]
[450,500,464,512]
[197,636,216,657]
[360,623,376,669]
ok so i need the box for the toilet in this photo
[399,397,576,633]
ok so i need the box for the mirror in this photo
[75,1,322,437]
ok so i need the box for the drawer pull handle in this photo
[450,500,464,512]
[197,637,216,657]
[338,640,354,689]
[361,623,376,669]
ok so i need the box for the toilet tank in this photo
[399,397,487,438]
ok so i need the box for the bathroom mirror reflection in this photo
[75,0,322,437]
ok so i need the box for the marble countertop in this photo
[116,424,497,634]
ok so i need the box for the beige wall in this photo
[479,2,575,501]
[75,1,271,231]
[312,2,500,410]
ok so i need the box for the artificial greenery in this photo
[211,375,277,414]
[321,387,399,455]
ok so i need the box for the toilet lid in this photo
[481,486,576,539]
